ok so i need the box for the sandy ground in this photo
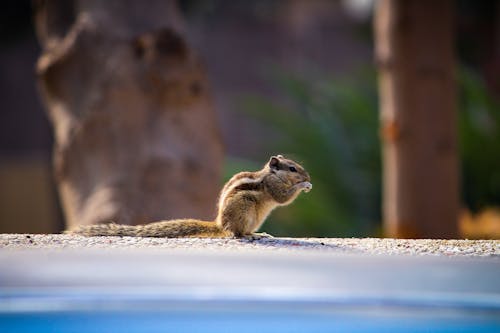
[0,234,498,257]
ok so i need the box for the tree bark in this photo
[374,0,459,238]
[34,0,224,229]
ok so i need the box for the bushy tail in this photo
[67,219,231,238]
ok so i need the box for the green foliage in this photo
[228,66,499,238]
[241,70,381,237]
[459,68,500,211]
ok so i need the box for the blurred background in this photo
[0,0,498,238]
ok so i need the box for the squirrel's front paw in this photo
[301,181,312,193]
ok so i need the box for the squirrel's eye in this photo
[289,166,297,172]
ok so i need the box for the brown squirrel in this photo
[69,155,311,238]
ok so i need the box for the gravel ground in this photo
[0,234,499,258]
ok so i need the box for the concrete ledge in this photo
[0,234,499,257]
[2,234,500,331]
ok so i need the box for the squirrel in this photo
[69,155,312,238]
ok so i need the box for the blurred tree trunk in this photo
[374,0,459,238]
[34,0,223,229]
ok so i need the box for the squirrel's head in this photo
[268,155,311,184]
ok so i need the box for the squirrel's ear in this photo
[269,156,280,170]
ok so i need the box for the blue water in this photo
[2,307,499,333]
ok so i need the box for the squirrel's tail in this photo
[67,219,231,238]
